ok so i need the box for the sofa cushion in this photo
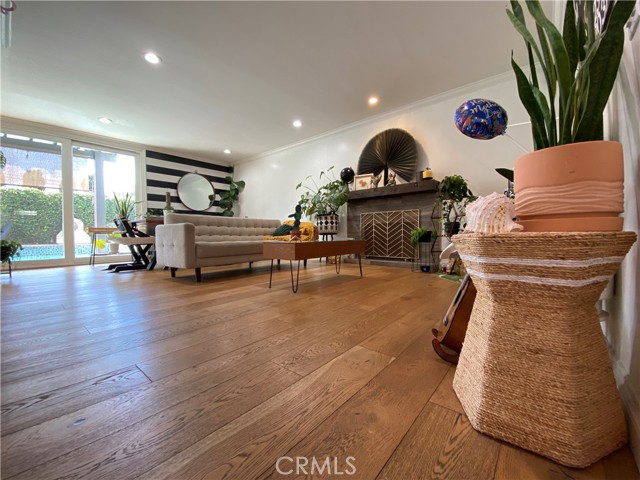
[196,240,263,258]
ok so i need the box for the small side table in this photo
[452,231,636,468]
[86,227,119,266]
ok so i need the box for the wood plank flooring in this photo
[1,261,638,479]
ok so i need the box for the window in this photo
[0,134,65,261]
[0,131,140,265]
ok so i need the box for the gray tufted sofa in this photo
[155,213,281,282]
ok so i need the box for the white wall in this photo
[604,28,640,467]
[235,72,531,233]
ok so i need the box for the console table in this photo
[86,227,119,266]
[452,231,636,468]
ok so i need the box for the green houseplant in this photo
[112,193,136,219]
[297,166,349,217]
[507,0,634,231]
[1,240,22,263]
[409,227,434,247]
[297,166,349,235]
[209,176,245,217]
[508,0,634,149]
[438,175,476,236]
[1,239,22,276]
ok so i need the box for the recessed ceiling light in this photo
[368,96,379,106]
[143,52,162,64]
[292,119,302,128]
[6,134,30,140]
[32,138,55,144]
[98,117,112,124]
[223,149,231,154]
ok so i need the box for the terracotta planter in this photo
[289,230,302,241]
[514,141,624,232]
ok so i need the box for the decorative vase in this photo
[163,191,175,216]
[317,213,339,235]
[514,141,624,232]
[109,242,119,254]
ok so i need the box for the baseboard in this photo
[613,358,640,469]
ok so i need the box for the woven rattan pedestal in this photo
[451,232,637,468]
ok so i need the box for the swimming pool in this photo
[15,244,93,261]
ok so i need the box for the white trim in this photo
[612,358,640,468]
[1,116,145,154]
[460,254,625,268]
[236,70,515,164]
[466,268,613,288]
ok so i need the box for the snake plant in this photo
[507,0,635,150]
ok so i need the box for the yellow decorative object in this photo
[263,220,319,242]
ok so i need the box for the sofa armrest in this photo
[155,223,197,268]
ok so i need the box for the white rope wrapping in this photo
[460,254,624,268]
[466,267,612,288]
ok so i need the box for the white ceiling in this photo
[1,1,534,163]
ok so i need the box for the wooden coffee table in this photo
[263,240,366,293]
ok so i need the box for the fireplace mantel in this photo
[347,179,439,201]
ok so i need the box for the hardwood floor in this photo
[1,261,638,480]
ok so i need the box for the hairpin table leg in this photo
[290,260,301,293]
[269,259,274,288]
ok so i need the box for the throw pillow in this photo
[273,224,292,236]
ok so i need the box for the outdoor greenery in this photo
[297,166,349,218]
[0,187,119,244]
[507,0,635,150]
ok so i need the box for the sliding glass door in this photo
[72,143,137,260]
[0,131,139,266]
[0,133,65,263]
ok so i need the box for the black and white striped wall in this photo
[145,150,233,215]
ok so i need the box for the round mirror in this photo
[177,173,215,211]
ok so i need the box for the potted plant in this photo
[112,193,136,220]
[409,227,433,247]
[107,233,121,254]
[297,166,349,235]
[1,240,22,276]
[438,175,476,237]
[209,176,245,217]
[507,0,635,231]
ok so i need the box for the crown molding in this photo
[236,70,515,165]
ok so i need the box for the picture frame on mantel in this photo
[354,173,373,191]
